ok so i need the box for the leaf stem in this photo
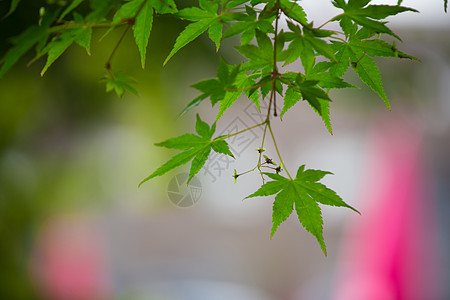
[105,24,130,72]
[104,0,148,72]
[266,89,274,121]
[268,122,292,180]
[257,122,269,182]
[271,7,280,117]
[329,35,347,43]
[47,22,114,34]
[225,81,272,92]
[317,14,342,30]
[213,121,265,141]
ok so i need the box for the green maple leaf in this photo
[283,23,315,74]
[339,15,357,37]
[139,114,234,186]
[303,28,337,63]
[182,59,258,121]
[86,0,122,22]
[308,61,356,90]
[280,73,333,133]
[193,59,241,106]
[164,0,223,65]
[245,166,359,255]
[308,71,355,90]
[352,54,390,109]
[332,0,417,40]
[224,0,249,8]
[280,85,301,119]
[112,0,176,69]
[347,40,391,109]
[235,29,274,71]
[103,72,138,97]
[329,41,352,78]
[216,70,249,120]
[283,22,336,75]
[59,0,85,20]
[279,0,308,26]
[350,39,419,61]
[222,5,275,45]
[330,40,391,109]
[0,9,58,79]
[296,80,330,112]
[133,0,154,69]
[39,13,93,76]
[180,59,241,117]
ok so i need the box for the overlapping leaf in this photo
[139,115,234,186]
[332,0,418,39]
[183,57,260,120]
[103,72,138,97]
[279,0,308,26]
[86,0,122,22]
[280,73,333,133]
[308,65,356,90]
[216,70,251,120]
[330,39,392,108]
[181,59,241,116]
[60,0,85,20]
[112,0,177,69]
[0,10,58,79]
[350,39,419,61]
[246,165,359,255]
[236,29,274,71]
[223,5,275,45]
[164,0,223,65]
[283,22,336,75]
[40,13,93,76]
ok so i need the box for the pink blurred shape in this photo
[333,116,441,300]
[31,215,112,300]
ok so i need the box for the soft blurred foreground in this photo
[1,1,449,299]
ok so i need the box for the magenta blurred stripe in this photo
[332,116,441,300]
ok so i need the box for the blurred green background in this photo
[1,1,450,299]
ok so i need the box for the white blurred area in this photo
[24,1,450,300]
[301,0,450,29]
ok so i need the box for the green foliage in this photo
[0,9,58,78]
[246,165,359,255]
[112,0,176,68]
[103,72,138,97]
[164,0,224,65]
[1,0,440,254]
[139,115,234,186]
[60,0,85,20]
[332,0,418,39]
[40,13,93,76]
[3,0,21,18]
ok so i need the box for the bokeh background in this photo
[1,0,449,299]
